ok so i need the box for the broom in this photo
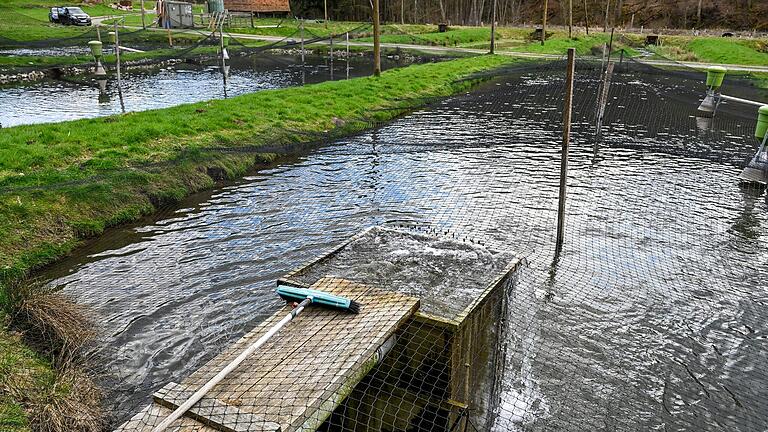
[151,285,360,432]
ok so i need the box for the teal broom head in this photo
[276,285,361,314]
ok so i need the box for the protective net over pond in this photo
[0,8,375,76]
[42,56,768,432]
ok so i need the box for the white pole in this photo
[151,298,312,432]
[114,21,121,87]
[114,20,124,113]
[346,31,350,79]
[719,94,766,107]
[300,19,305,64]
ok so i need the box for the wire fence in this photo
[21,50,765,432]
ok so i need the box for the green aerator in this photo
[88,40,106,77]
[697,66,727,117]
[739,105,768,185]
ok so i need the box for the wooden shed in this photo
[223,0,290,13]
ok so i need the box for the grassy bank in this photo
[0,54,516,429]
[648,36,768,65]
[0,0,129,42]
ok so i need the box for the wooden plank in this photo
[113,403,221,432]
[153,382,280,432]
[186,279,376,401]
[183,277,419,431]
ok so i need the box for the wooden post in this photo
[607,27,614,61]
[603,0,609,32]
[141,0,146,29]
[568,0,573,38]
[490,0,497,53]
[401,0,404,24]
[324,0,328,28]
[373,0,381,77]
[583,0,589,35]
[250,11,254,28]
[541,0,548,45]
[556,47,576,254]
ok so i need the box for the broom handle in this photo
[151,297,313,432]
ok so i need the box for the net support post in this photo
[556,48,576,255]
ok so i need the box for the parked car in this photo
[48,7,63,23]
[59,7,92,26]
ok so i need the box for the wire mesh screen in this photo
[40,57,768,432]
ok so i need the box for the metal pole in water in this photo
[300,19,305,65]
[220,24,228,98]
[346,31,350,79]
[556,48,576,254]
[114,21,124,113]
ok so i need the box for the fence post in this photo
[556,48,576,254]
[251,11,254,28]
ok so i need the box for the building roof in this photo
[224,0,290,12]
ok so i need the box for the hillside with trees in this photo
[291,0,767,31]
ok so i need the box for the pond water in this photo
[41,63,768,430]
[0,53,416,127]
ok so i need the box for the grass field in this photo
[0,0,130,42]
[649,36,768,65]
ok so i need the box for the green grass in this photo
[361,27,497,47]
[0,0,131,43]
[227,19,365,39]
[649,36,768,65]
[0,322,54,432]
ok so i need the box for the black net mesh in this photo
[30,54,768,432]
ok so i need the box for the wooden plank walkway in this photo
[115,277,420,432]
